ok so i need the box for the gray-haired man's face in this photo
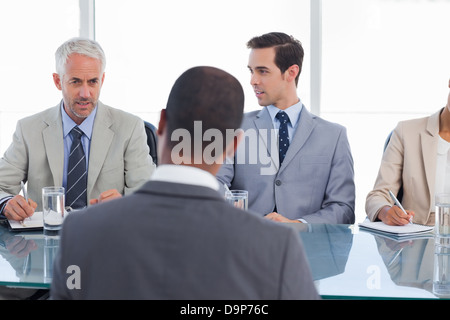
[53,53,104,125]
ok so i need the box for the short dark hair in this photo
[165,66,244,155]
[247,32,304,86]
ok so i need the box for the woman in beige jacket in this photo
[366,79,450,226]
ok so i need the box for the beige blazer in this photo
[0,101,155,211]
[365,109,442,226]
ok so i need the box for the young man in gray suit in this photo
[0,37,155,221]
[51,66,319,300]
[217,32,355,224]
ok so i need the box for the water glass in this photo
[42,186,65,231]
[435,193,450,247]
[225,190,248,210]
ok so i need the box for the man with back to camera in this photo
[216,32,355,224]
[50,66,319,300]
[0,37,155,222]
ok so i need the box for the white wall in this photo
[1,0,449,223]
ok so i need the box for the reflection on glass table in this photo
[292,223,445,299]
[0,221,58,289]
[0,220,449,299]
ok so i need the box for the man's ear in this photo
[156,109,167,163]
[100,72,106,87]
[157,109,166,137]
[53,73,62,90]
[286,64,300,83]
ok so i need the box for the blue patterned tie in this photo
[66,126,87,209]
[275,111,290,165]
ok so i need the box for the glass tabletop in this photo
[0,221,58,289]
[293,223,444,299]
[0,220,448,299]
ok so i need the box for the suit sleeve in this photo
[0,120,28,201]
[123,118,156,195]
[365,123,404,221]
[216,155,235,188]
[301,126,356,224]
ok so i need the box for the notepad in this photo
[358,220,434,240]
[7,212,43,231]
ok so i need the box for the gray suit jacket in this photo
[217,106,355,224]
[50,181,319,300]
[0,101,155,210]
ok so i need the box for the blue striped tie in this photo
[275,111,290,165]
[66,126,87,209]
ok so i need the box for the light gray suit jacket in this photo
[217,106,355,224]
[50,181,319,300]
[0,101,155,211]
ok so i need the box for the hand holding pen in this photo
[2,181,37,222]
[378,190,415,226]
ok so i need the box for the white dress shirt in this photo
[150,164,220,191]
[266,99,303,142]
[435,136,450,200]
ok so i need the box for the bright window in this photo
[0,0,79,153]
[321,0,450,221]
[2,1,449,223]
[95,0,311,126]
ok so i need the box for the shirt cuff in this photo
[0,196,13,219]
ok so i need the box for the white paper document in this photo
[8,211,43,231]
[359,220,434,239]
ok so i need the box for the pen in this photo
[21,181,28,202]
[388,190,412,224]
[20,181,28,227]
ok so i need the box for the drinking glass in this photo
[42,186,65,231]
[225,190,248,210]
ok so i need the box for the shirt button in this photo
[275,180,282,186]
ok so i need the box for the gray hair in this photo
[55,37,106,76]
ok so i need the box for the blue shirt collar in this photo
[267,99,303,127]
[61,100,97,139]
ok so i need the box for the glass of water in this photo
[225,190,248,211]
[435,193,450,247]
[42,186,65,231]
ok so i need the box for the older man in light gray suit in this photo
[51,66,319,300]
[0,37,154,221]
[217,32,355,224]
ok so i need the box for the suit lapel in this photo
[42,105,64,186]
[253,109,279,172]
[279,106,316,173]
[87,103,114,195]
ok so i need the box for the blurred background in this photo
[1,0,449,223]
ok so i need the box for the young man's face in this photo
[248,47,290,109]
